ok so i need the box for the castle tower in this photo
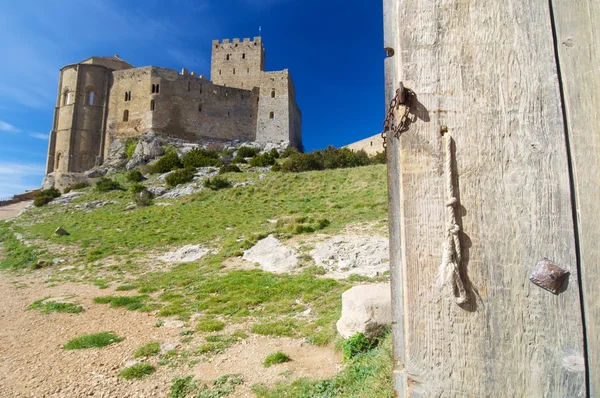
[46,56,132,174]
[210,37,265,89]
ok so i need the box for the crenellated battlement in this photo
[212,37,262,47]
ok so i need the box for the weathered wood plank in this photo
[383,0,587,395]
[550,0,600,394]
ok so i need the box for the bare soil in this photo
[0,272,341,397]
[0,201,32,221]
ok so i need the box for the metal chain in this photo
[381,83,412,150]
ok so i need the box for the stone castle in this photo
[45,37,302,174]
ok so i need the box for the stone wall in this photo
[211,37,265,90]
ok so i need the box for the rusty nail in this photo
[529,258,570,294]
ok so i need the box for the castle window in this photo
[199,85,203,94]
[198,104,202,112]
[242,53,246,59]
[63,91,72,106]
[124,91,131,102]
[227,111,230,117]
[150,100,155,111]
[219,70,222,75]
[123,110,129,122]
[156,84,160,94]
[269,111,274,119]
[226,54,230,61]
[86,90,95,105]
[188,82,191,91]
[271,90,275,98]
[247,68,250,73]
[151,84,155,94]
[151,84,160,94]
[233,68,236,75]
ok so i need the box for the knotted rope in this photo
[438,130,468,304]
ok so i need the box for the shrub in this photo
[341,333,379,361]
[219,164,241,174]
[203,176,231,190]
[249,152,277,167]
[120,363,156,380]
[236,146,260,158]
[63,331,124,350]
[149,152,183,174]
[130,182,146,194]
[370,151,386,164]
[281,152,324,173]
[124,138,138,161]
[95,177,121,192]
[280,147,298,158]
[321,146,370,169]
[135,189,154,207]
[165,168,195,188]
[269,148,280,159]
[126,169,144,182]
[196,319,225,332]
[133,341,161,358]
[169,376,197,398]
[264,352,291,368]
[270,163,282,172]
[33,187,61,207]
[182,148,220,168]
[64,182,89,193]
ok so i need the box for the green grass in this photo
[63,332,124,350]
[253,334,392,398]
[0,225,37,269]
[264,352,291,368]
[93,295,154,311]
[119,363,156,379]
[196,319,225,332]
[116,284,137,291]
[133,341,161,358]
[169,374,243,398]
[28,298,84,314]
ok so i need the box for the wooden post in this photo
[383,0,591,395]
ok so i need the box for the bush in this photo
[149,152,183,174]
[182,148,221,168]
[33,187,61,207]
[236,146,260,158]
[264,352,291,368]
[249,152,277,167]
[281,152,324,173]
[135,189,154,207]
[64,182,90,193]
[133,341,160,358]
[126,169,144,182]
[124,138,138,161]
[321,146,370,169]
[219,164,242,174]
[130,182,146,194]
[165,168,195,188]
[341,333,379,361]
[280,147,298,158]
[370,151,386,164]
[270,163,282,172]
[196,319,225,332]
[204,176,231,190]
[95,177,121,192]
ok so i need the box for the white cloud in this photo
[29,133,49,140]
[0,162,45,198]
[0,120,19,133]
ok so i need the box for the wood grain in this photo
[383,0,588,395]
[550,0,600,395]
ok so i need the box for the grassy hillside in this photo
[0,164,392,397]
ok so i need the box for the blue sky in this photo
[0,0,384,198]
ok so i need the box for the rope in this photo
[438,131,468,304]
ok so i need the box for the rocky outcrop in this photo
[126,133,166,170]
[336,283,392,339]
[103,140,128,170]
[243,235,299,273]
[41,173,90,193]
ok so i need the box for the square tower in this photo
[210,37,265,89]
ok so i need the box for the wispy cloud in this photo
[0,162,45,198]
[29,133,49,140]
[0,120,19,133]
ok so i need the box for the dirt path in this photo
[0,273,342,397]
[0,201,32,221]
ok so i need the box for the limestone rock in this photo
[103,140,127,169]
[160,244,210,263]
[147,186,167,197]
[48,191,84,205]
[311,235,389,279]
[54,227,70,236]
[336,283,392,339]
[84,168,107,178]
[243,235,299,273]
[41,173,90,193]
[126,134,165,170]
